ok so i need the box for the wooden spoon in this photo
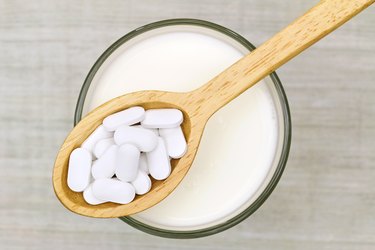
[53,0,373,218]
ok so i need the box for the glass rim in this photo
[74,18,292,239]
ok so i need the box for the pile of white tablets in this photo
[67,107,187,205]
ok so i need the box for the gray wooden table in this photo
[0,0,374,249]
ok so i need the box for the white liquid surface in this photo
[83,26,282,230]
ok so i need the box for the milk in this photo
[83,25,280,230]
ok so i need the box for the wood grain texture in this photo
[193,0,374,114]
[1,0,374,249]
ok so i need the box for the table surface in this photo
[0,0,374,249]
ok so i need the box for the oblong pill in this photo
[83,183,106,205]
[159,126,187,159]
[81,125,113,153]
[141,109,183,129]
[133,125,159,136]
[131,170,152,195]
[147,137,171,180]
[103,106,145,131]
[91,145,117,179]
[139,153,149,174]
[116,144,140,182]
[92,178,135,204]
[67,148,92,192]
[114,126,158,152]
[93,138,115,158]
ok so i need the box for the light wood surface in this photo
[2,0,375,249]
[53,0,373,218]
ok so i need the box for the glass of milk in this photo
[75,19,291,238]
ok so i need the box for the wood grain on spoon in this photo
[53,0,374,218]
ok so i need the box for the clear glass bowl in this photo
[74,19,291,239]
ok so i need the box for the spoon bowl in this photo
[53,90,209,218]
[53,0,373,218]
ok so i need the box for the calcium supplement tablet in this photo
[159,126,187,159]
[131,170,152,195]
[93,137,115,158]
[114,126,158,152]
[141,109,183,129]
[81,125,113,153]
[67,148,92,192]
[116,144,140,182]
[83,183,106,205]
[133,125,159,136]
[91,145,118,179]
[139,153,149,174]
[103,106,145,131]
[92,178,136,204]
[147,137,171,180]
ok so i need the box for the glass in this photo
[74,19,291,239]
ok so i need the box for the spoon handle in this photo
[191,0,373,116]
